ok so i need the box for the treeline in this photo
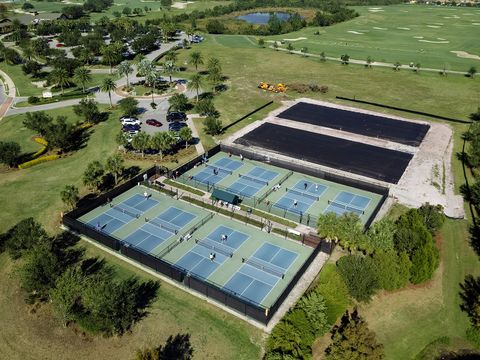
[171,0,358,35]
[0,218,158,335]
[318,204,444,302]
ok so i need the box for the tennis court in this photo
[227,167,279,197]
[192,157,244,186]
[123,207,196,253]
[86,193,159,235]
[325,191,371,216]
[164,216,313,308]
[274,180,327,215]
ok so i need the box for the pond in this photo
[236,12,292,25]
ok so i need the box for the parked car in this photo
[120,116,138,122]
[146,119,162,127]
[121,118,142,126]
[166,111,187,122]
[168,121,187,132]
[122,124,141,132]
[126,130,139,137]
[56,43,65,47]
[174,79,188,85]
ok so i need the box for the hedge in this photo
[18,154,60,169]
[33,136,48,146]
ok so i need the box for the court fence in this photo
[63,165,335,325]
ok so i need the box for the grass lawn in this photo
[0,62,45,97]
[266,4,480,71]
[0,243,263,360]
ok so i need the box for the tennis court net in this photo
[112,204,140,219]
[148,218,179,234]
[328,200,365,214]
[287,188,319,201]
[242,257,284,279]
[206,164,233,175]
[238,173,269,185]
[195,238,233,258]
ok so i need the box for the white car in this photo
[121,118,141,126]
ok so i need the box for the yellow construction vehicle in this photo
[258,82,287,93]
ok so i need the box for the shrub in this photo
[33,136,48,146]
[288,83,310,93]
[18,154,60,169]
[316,264,350,324]
[28,96,40,104]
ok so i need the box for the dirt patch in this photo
[451,51,480,60]
[418,39,450,44]
[282,37,307,41]
[171,1,194,9]
[347,31,364,35]
[397,27,411,30]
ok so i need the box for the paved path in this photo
[270,46,470,75]
[0,68,17,119]
[186,114,205,155]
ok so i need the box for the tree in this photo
[73,98,101,124]
[394,62,401,71]
[83,161,104,191]
[366,56,374,68]
[101,43,123,74]
[287,43,294,53]
[409,239,439,284]
[189,73,203,102]
[117,61,133,89]
[207,57,221,73]
[50,68,70,95]
[4,218,48,259]
[206,19,225,34]
[460,275,480,328]
[297,290,329,336]
[135,333,193,360]
[105,154,124,185]
[417,203,445,235]
[22,2,34,10]
[145,69,159,104]
[337,255,378,302]
[340,54,350,65]
[364,218,396,252]
[131,132,151,158]
[320,51,326,62]
[150,131,175,159]
[123,6,132,16]
[163,61,177,83]
[22,60,42,77]
[204,115,223,135]
[100,77,116,108]
[415,63,421,73]
[468,66,477,79]
[116,131,130,152]
[207,66,222,93]
[133,7,143,16]
[189,51,204,70]
[195,98,218,117]
[317,212,364,252]
[118,97,139,117]
[372,250,411,291]
[258,38,265,48]
[50,266,85,327]
[0,141,21,168]
[73,67,91,94]
[267,322,303,359]
[393,209,431,256]
[60,185,79,210]
[137,58,155,77]
[23,111,53,137]
[164,51,177,64]
[325,309,384,360]
[179,127,193,149]
[301,47,308,57]
[161,0,173,8]
[169,93,189,112]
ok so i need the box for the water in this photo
[236,12,292,25]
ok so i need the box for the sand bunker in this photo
[472,23,480,25]
[369,9,384,12]
[282,37,307,41]
[427,25,440,28]
[373,27,387,30]
[437,37,446,40]
[369,7,383,10]
[397,27,411,30]
[413,36,424,39]
[347,31,364,35]
[419,39,449,44]
[451,51,480,60]
[171,1,194,9]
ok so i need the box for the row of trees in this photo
[318,204,444,302]
[0,218,158,335]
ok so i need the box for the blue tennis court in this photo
[124,206,196,253]
[325,191,371,216]
[87,194,159,234]
[223,243,298,305]
[274,180,327,215]
[227,166,279,197]
[193,157,243,185]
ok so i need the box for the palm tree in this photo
[163,61,177,83]
[73,67,92,94]
[137,58,154,77]
[179,127,193,149]
[150,131,175,159]
[145,69,158,104]
[101,45,121,74]
[189,51,204,70]
[22,46,33,61]
[164,51,177,64]
[117,61,133,89]
[366,56,374,68]
[189,73,203,102]
[51,68,70,95]
[131,131,151,158]
[105,154,125,185]
[207,57,221,73]
[101,77,117,107]
[207,67,222,93]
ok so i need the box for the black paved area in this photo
[234,123,413,184]
[277,102,429,146]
